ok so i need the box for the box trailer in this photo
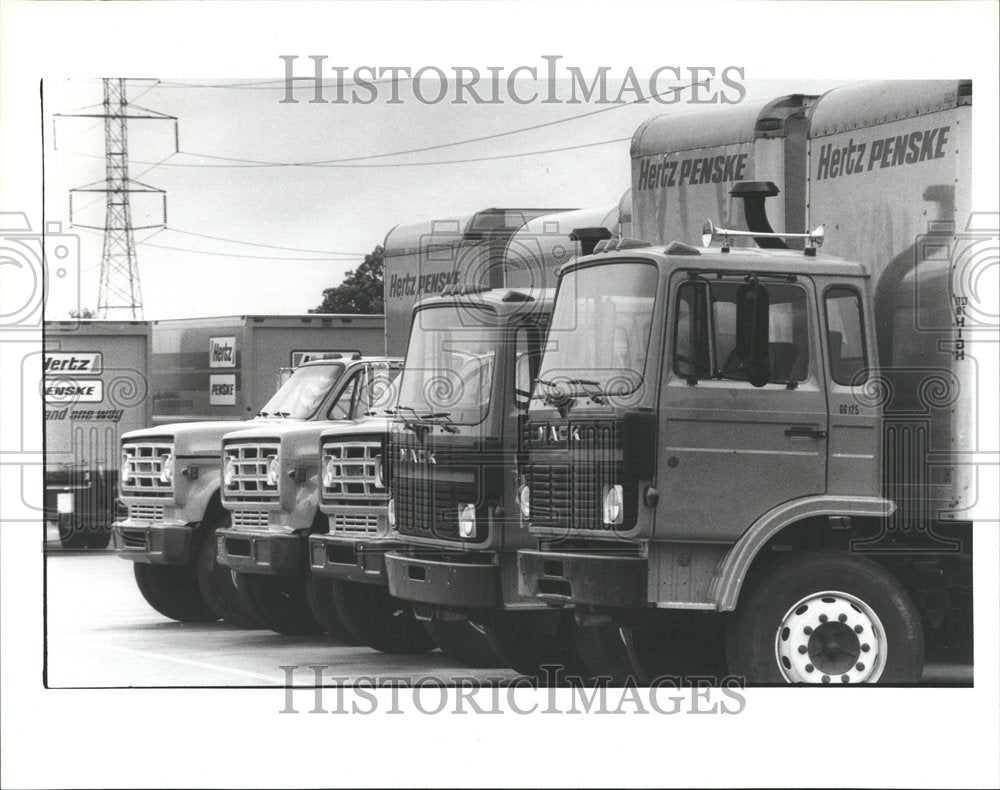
[149,314,384,424]
[43,320,151,548]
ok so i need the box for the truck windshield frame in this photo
[258,362,346,420]
[533,259,659,403]
[396,302,502,427]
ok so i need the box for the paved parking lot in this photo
[44,528,972,688]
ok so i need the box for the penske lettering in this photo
[43,379,104,403]
[636,153,748,192]
[815,125,950,181]
[387,270,461,299]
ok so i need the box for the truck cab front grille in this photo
[222,442,280,504]
[121,441,174,497]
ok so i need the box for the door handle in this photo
[785,426,827,439]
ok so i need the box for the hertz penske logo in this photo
[400,448,436,464]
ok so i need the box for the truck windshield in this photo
[396,304,500,425]
[258,362,345,419]
[535,261,658,401]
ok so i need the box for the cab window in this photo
[356,366,401,416]
[824,287,868,385]
[328,374,359,420]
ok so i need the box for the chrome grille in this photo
[330,510,380,536]
[223,442,280,504]
[321,440,385,502]
[128,503,165,522]
[230,510,271,529]
[121,441,173,497]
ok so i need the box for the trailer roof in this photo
[146,314,384,326]
[631,94,816,158]
[44,319,151,335]
[809,80,971,138]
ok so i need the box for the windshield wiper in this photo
[388,405,458,433]
[533,376,606,405]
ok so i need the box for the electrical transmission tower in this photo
[59,79,176,318]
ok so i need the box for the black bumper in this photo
[517,549,647,608]
[215,529,301,576]
[113,522,193,565]
[308,535,400,585]
[384,550,501,609]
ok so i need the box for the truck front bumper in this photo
[113,518,193,565]
[517,549,647,608]
[309,534,400,585]
[385,550,502,609]
[215,528,301,576]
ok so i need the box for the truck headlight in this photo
[374,456,384,489]
[266,456,280,486]
[322,458,337,488]
[387,496,396,528]
[458,503,477,538]
[223,456,236,487]
[518,484,530,519]
[602,484,623,526]
[120,452,132,484]
[159,453,174,484]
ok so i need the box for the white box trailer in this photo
[43,320,152,547]
[149,314,384,424]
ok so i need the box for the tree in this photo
[69,307,96,318]
[311,245,384,314]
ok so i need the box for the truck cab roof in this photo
[567,243,871,281]
[297,355,401,368]
[414,287,556,317]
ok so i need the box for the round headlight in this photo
[518,484,530,519]
[602,484,623,526]
[159,453,174,484]
[223,456,236,487]
[266,456,280,486]
[322,458,337,488]
[120,453,132,484]
[387,496,396,528]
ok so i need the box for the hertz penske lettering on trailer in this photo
[517,81,976,685]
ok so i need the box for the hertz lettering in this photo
[636,153,748,191]
[815,125,950,181]
[387,271,461,300]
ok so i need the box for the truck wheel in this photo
[483,610,588,680]
[133,562,219,623]
[235,573,324,636]
[727,550,924,685]
[426,614,506,668]
[623,611,728,685]
[194,519,265,630]
[571,609,638,685]
[304,574,361,645]
[331,581,435,654]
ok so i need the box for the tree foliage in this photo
[69,307,96,318]
[310,245,384,314]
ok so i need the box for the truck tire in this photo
[133,562,219,623]
[727,549,924,685]
[331,581,434,654]
[235,573,324,636]
[483,610,589,680]
[623,611,728,685]
[304,574,361,645]
[194,518,265,630]
[571,609,638,685]
[426,614,507,669]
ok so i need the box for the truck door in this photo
[659,274,829,542]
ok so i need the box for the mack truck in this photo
[516,80,979,685]
[112,327,386,627]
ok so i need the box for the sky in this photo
[43,76,851,320]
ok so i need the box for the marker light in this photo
[266,456,280,486]
[159,454,174,484]
[602,484,623,526]
[458,503,477,538]
[518,485,531,519]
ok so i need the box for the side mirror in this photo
[736,281,770,387]
[276,367,294,390]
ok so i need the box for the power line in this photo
[166,227,365,256]
[138,239,365,262]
